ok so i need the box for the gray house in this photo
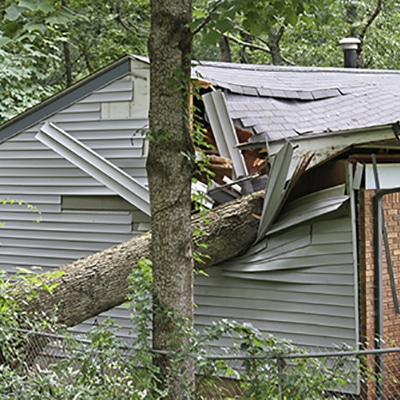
[2,55,400,366]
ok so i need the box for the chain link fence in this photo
[1,325,400,399]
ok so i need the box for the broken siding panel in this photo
[256,142,294,242]
[196,294,355,318]
[196,305,355,330]
[194,211,357,351]
[267,185,349,235]
[226,249,353,273]
[196,282,354,306]
[0,217,132,234]
[194,287,355,349]
[225,268,353,285]
[0,194,62,213]
[0,209,131,224]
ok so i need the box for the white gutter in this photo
[36,122,150,216]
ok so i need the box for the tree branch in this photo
[360,0,383,41]
[191,1,225,36]
[222,32,295,66]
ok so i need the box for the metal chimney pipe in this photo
[339,38,361,68]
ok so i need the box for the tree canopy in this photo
[0,0,399,122]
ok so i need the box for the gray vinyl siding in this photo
[0,194,150,338]
[194,212,357,351]
[0,60,359,354]
[0,73,150,337]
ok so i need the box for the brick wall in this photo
[358,189,400,398]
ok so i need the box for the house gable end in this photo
[0,56,135,144]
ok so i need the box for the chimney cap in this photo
[339,37,361,51]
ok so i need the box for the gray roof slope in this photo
[194,61,400,143]
[2,55,400,146]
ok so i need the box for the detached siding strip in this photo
[36,122,150,216]
[256,142,294,242]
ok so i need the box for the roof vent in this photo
[339,38,361,68]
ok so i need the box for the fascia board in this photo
[36,122,150,216]
[203,90,248,178]
[269,125,398,177]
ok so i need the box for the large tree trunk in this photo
[147,0,194,397]
[13,191,263,328]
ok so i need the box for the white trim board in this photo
[365,164,400,190]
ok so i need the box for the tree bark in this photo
[13,191,263,333]
[219,37,232,62]
[147,0,194,397]
[268,25,285,66]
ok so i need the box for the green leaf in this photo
[215,18,233,33]
[0,37,12,47]
[5,5,23,22]
[25,23,46,33]
[203,29,222,45]
[18,0,39,12]
[19,0,54,14]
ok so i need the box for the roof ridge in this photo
[194,61,400,75]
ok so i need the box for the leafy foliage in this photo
[0,261,357,399]
[1,0,400,124]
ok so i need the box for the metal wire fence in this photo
[1,325,400,399]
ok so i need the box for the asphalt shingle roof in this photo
[193,61,400,143]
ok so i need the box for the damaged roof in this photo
[2,54,400,147]
[193,61,400,143]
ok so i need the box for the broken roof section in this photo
[193,61,400,144]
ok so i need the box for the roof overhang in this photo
[238,122,400,177]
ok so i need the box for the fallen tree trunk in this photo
[13,191,264,327]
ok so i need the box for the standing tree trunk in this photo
[268,25,285,66]
[147,1,194,398]
[219,37,232,62]
[61,0,73,87]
